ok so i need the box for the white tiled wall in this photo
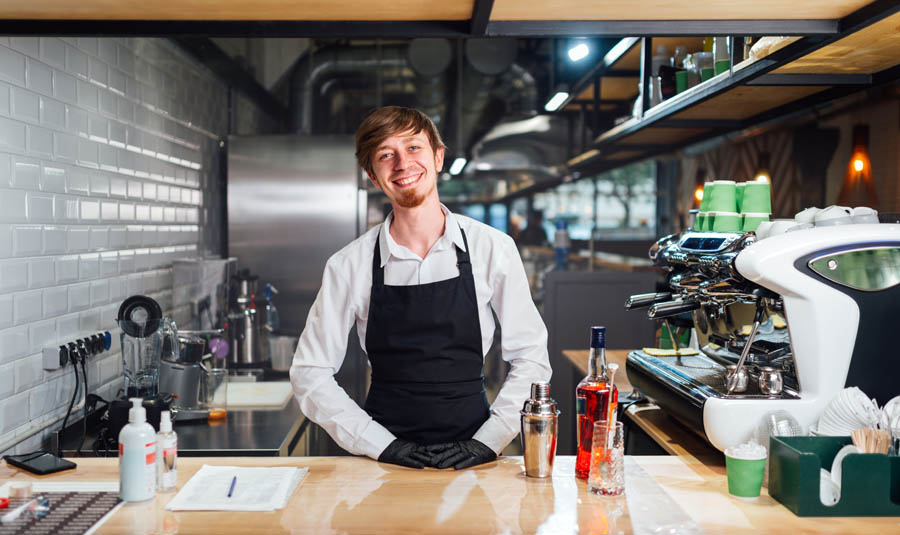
[0,37,272,455]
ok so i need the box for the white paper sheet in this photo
[164,465,308,511]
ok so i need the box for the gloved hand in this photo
[377,439,431,469]
[425,439,497,469]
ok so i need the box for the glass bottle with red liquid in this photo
[575,326,618,479]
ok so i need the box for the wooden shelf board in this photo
[615,38,705,71]
[774,11,900,75]
[619,126,710,146]
[670,84,828,120]
[575,75,640,102]
[605,149,648,161]
[491,0,871,21]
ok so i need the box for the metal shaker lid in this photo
[521,382,560,417]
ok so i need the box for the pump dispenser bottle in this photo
[119,398,157,502]
[156,411,178,492]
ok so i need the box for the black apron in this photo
[364,226,490,445]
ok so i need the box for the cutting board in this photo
[225,382,294,409]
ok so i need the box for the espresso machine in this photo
[625,220,900,451]
[159,333,213,421]
[227,269,278,369]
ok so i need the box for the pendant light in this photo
[754,152,771,183]
[837,124,878,207]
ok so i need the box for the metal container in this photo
[759,366,784,396]
[520,382,560,478]
[269,335,299,372]
[725,364,749,393]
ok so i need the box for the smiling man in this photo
[289,106,551,470]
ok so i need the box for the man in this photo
[289,106,551,469]
[515,210,549,248]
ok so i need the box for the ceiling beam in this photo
[469,0,495,36]
[484,19,839,37]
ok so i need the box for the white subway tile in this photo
[0,295,10,330]
[11,157,39,189]
[55,254,78,283]
[109,177,126,197]
[108,226,126,248]
[0,224,11,258]
[79,308,99,332]
[118,250,134,273]
[28,381,53,420]
[43,225,67,253]
[118,150,134,175]
[1,391,29,434]
[163,207,175,222]
[125,180,141,200]
[98,144,117,171]
[68,281,90,312]
[99,303,117,328]
[90,279,108,306]
[133,155,150,178]
[126,273,142,295]
[150,206,164,223]
[89,227,107,250]
[0,117,26,153]
[79,199,99,221]
[0,189,26,221]
[77,138,98,168]
[66,167,89,194]
[134,248,149,271]
[27,125,53,158]
[109,120,126,147]
[142,270,157,292]
[66,45,88,79]
[0,46,25,86]
[67,226,89,251]
[0,259,27,293]
[192,190,201,205]
[52,71,77,104]
[142,182,157,201]
[89,173,109,196]
[76,79,98,111]
[118,44,134,75]
[15,354,42,393]
[28,318,55,353]
[125,225,142,247]
[56,312,78,340]
[40,96,65,129]
[117,97,133,123]
[0,82,8,118]
[100,251,117,276]
[77,37,98,57]
[98,40,116,65]
[27,193,54,222]
[25,58,52,96]
[42,285,67,317]
[28,257,53,289]
[99,89,116,117]
[53,132,77,163]
[65,105,87,135]
[40,38,66,70]
[0,326,29,364]
[12,225,41,256]
[141,226,156,246]
[0,154,9,187]
[88,115,107,141]
[4,38,31,61]
[0,363,13,398]
[108,276,125,302]
[109,68,126,95]
[79,252,99,279]
[135,204,150,222]
[119,202,135,221]
[41,165,66,194]
[100,200,117,221]
[13,289,42,325]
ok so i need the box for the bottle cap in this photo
[128,397,146,423]
[159,410,172,433]
[521,382,559,417]
[590,326,606,349]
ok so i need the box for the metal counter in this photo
[61,399,307,457]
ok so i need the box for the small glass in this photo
[204,367,228,410]
[588,421,625,496]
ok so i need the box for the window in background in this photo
[463,204,486,222]
[488,203,508,233]
[534,160,656,241]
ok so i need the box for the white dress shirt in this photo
[289,205,551,459]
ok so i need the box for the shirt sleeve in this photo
[289,254,396,460]
[472,235,552,453]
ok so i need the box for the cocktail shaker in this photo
[520,382,560,478]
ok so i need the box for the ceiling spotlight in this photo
[544,89,570,112]
[568,42,590,62]
[449,157,467,175]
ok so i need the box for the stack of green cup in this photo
[712,211,741,232]
[742,181,772,214]
[695,181,714,231]
[709,180,738,213]
[742,212,770,232]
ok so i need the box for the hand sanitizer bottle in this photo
[119,398,157,502]
[156,411,178,492]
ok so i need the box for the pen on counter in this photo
[228,476,237,498]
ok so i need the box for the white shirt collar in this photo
[379,204,466,267]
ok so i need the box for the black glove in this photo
[377,439,431,469]
[425,439,497,470]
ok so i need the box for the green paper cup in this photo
[736,183,746,213]
[701,67,714,82]
[742,182,772,214]
[725,455,766,499]
[742,212,770,232]
[715,59,730,75]
[695,213,707,231]
[699,182,714,212]
[712,211,741,232]
[675,71,688,94]
[705,212,716,232]
[708,180,737,212]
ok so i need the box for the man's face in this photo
[368,129,444,209]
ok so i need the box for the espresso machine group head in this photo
[625,223,900,452]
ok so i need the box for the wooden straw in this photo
[851,427,890,454]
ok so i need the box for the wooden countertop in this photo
[2,455,896,534]
[563,349,722,465]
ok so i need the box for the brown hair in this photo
[355,106,447,178]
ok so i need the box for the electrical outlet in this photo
[42,345,69,371]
